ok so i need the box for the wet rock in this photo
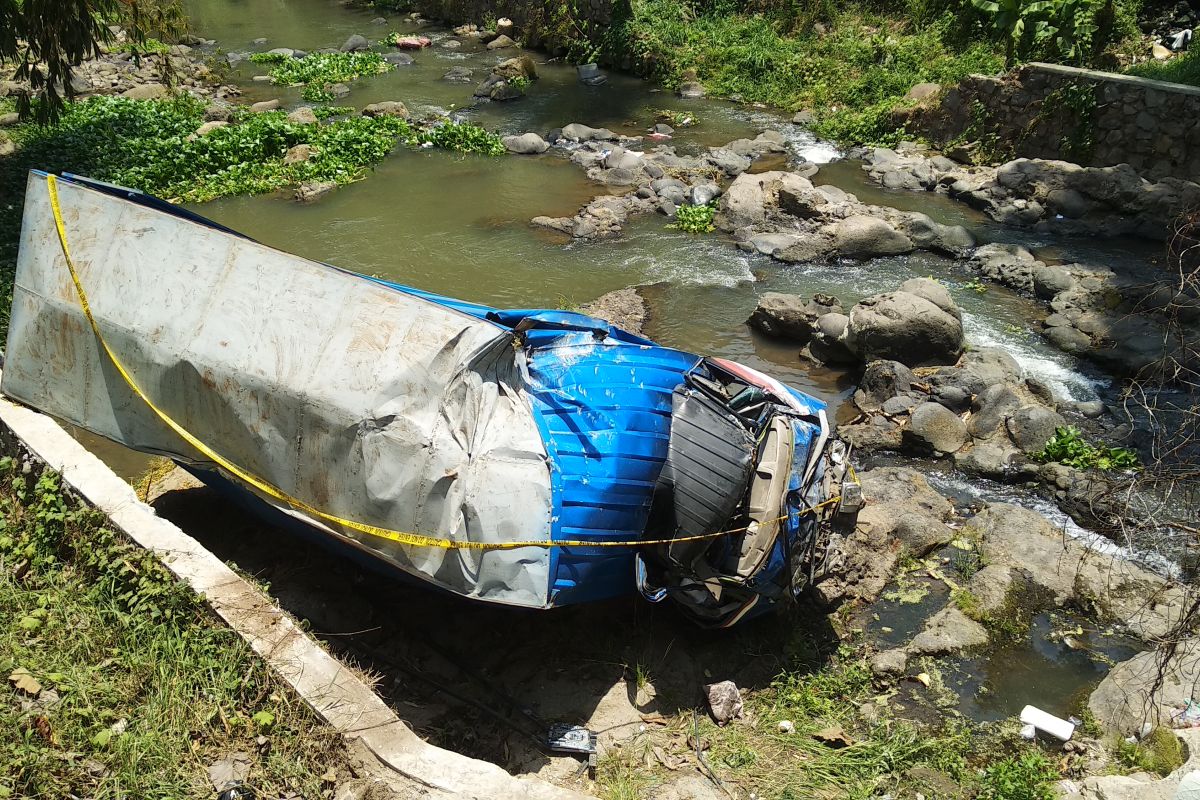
[955,441,1019,477]
[329,83,350,98]
[705,680,743,725]
[1088,639,1200,733]
[531,215,574,235]
[383,52,415,66]
[907,607,988,656]
[493,56,538,81]
[340,34,369,52]
[579,287,648,336]
[442,66,473,82]
[561,122,616,142]
[678,81,705,99]
[968,384,1021,439]
[250,99,280,112]
[900,212,976,256]
[707,147,752,176]
[831,215,914,258]
[121,82,169,99]
[502,132,549,154]
[486,34,516,49]
[286,106,318,124]
[747,292,838,341]
[1005,405,1065,453]
[853,360,917,412]
[362,101,408,118]
[1045,325,1092,353]
[690,183,720,205]
[792,109,815,125]
[295,181,336,203]
[907,402,968,454]
[870,648,909,677]
[845,278,964,367]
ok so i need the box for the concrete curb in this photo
[0,391,589,800]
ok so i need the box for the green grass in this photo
[1115,726,1186,776]
[612,1,1005,145]
[0,463,343,798]
[1126,49,1200,87]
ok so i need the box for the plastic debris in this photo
[778,720,794,734]
[1020,705,1074,741]
[1020,723,1037,740]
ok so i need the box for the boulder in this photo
[204,104,233,122]
[121,83,169,100]
[502,132,549,154]
[853,360,917,412]
[391,36,431,49]
[579,287,648,336]
[967,384,1021,439]
[486,34,516,49]
[1088,639,1200,733]
[846,280,965,366]
[907,402,968,454]
[831,216,914,259]
[707,147,752,176]
[190,120,228,138]
[294,181,336,202]
[283,143,315,164]
[561,123,615,142]
[1005,405,1065,453]
[362,101,409,118]
[905,82,941,102]
[443,66,474,82]
[340,34,369,52]
[286,106,318,124]
[907,607,988,656]
[493,56,538,81]
[747,293,837,341]
[250,99,281,113]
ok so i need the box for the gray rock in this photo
[955,441,1018,477]
[486,34,516,49]
[1006,405,1065,453]
[294,181,336,203]
[1045,325,1093,353]
[1088,638,1200,733]
[870,648,908,677]
[854,360,917,412]
[907,607,988,656]
[907,402,968,454]
[340,34,369,52]
[1032,265,1075,299]
[690,183,720,206]
[502,132,549,154]
[383,52,415,66]
[747,293,817,341]
[121,83,169,100]
[579,287,648,336]
[604,147,642,171]
[792,110,815,125]
[443,66,473,82]
[968,384,1021,438]
[286,106,318,124]
[250,99,280,113]
[677,81,705,99]
[705,680,743,725]
[775,233,830,263]
[831,216,914,259]
[847,282,964,366]
[362,101,408,118]
[561,123,615,142]
[707,147,752,176]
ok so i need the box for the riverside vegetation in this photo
[0,463,347,797]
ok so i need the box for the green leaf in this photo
[252,710,275,729]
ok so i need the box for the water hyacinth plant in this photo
[248,51,390,102]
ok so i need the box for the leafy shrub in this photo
[1036,426,1139,471]
[250,51,390,102]
[669,202,716,233]
[977,751,1059,800]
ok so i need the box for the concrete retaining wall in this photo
[906,62,1200,182]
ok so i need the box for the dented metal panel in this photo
[2,172,555,607]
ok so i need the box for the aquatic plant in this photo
[669,202,716,234]
[1036,426,1139,471]
[406,120,506,156]
[250,51,390,102]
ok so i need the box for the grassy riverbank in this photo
[0,463,344,798]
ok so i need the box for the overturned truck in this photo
[2,172,856,627]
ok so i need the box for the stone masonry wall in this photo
[905,62,1200,182]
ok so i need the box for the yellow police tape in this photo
[45,174,838,551]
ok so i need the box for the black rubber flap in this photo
[655,387,755,565]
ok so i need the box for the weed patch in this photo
[1037,426,1139,471]
[249,51,389,102]
[668,202,716,233]
[0,463,343,797]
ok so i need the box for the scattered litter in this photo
[1172,699,1200,729]
[812,725,853,749]
[1019,705,1075,741]
[705,680,744,725]
[914,672,931,688]
[777,720,794,734]
[1166,29,1192,51]
[1020,724,1037,740]
[1140,721,1155,739]
[216,784,255,800]
[8,667,42,696]
[547,724,596,756]
[653,745,686,770]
